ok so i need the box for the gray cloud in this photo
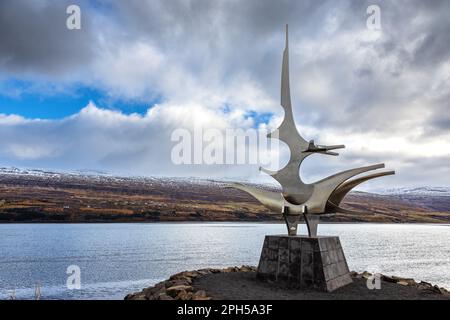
[0,0,97,77]
[0,0,449,188]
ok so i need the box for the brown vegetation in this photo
[0,172,448,223]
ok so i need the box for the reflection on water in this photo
[0,223,449,300]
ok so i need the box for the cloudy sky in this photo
[0,0,449,189]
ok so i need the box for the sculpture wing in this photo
[325,170,395,214]
[305,163,388,213]
[226,183,304,214]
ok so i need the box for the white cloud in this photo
[0,0,449,188]
[0,102,272,179]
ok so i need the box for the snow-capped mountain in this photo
[0,166,275,189]
[1,167,448,196]
[0,166,449,223]
[376,187,450,197]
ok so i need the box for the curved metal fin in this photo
[329,170,396,206]
[259,167,278,177]
[316,163,385,187]
[306,164,386,213]
[226,183,284,214]
[227,183,305,215]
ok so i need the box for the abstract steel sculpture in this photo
[232,25,394,237]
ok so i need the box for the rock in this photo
[397,280,409,286]
[416,282,445,295]
[434,287,447,295]
[176,275,193,283]
[170,273,193,284]
[193,290,207,298]
[400,279,416,286]
[433,285,445,294]
[176,290,193,300]
[439,288,450,296]
[392,276,415,284]
[166,285,193,298]
[158,293,174,300]
[417,281,433,290]
[380,275,397,283]
[198,269,212,275]
[361,271,372,279]
[192,290,211,300]
[144,286,165,299]
[144,283,164,294]
[170,279,191,287]
[184,271,199,278]
[240,266,255,273]
[124,293,140,300]
[210,269,221,273]
[167,284,193,291]
[183,277,193,284]
[170,272,185,280]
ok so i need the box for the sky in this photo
[0,0,449,189]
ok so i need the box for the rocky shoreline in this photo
[125,266,450,300]
[125,266,256,301]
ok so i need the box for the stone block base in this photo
[257,235,353,292]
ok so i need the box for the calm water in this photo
[0,223,449,300]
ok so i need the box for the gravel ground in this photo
[193,271,450,300]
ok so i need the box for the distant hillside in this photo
[375,187,450,212]
[0,167,449,223]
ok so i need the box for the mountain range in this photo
[0,167,448,223]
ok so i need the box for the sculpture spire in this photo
[281,24,291,111]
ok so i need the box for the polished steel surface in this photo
[231,25,395,237]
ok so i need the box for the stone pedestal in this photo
[257,235,353,292]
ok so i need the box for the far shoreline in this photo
[1,220,449,226]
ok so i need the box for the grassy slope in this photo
[0,173,449,223]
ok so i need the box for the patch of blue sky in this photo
[221,104,232,114]
[221,104,273,127]
[0,80,160,119]
[245,111,273,128]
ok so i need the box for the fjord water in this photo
[0,223,449,300]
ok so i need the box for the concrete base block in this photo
[257,235,353,292]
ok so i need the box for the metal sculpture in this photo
[231,25,394,237]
